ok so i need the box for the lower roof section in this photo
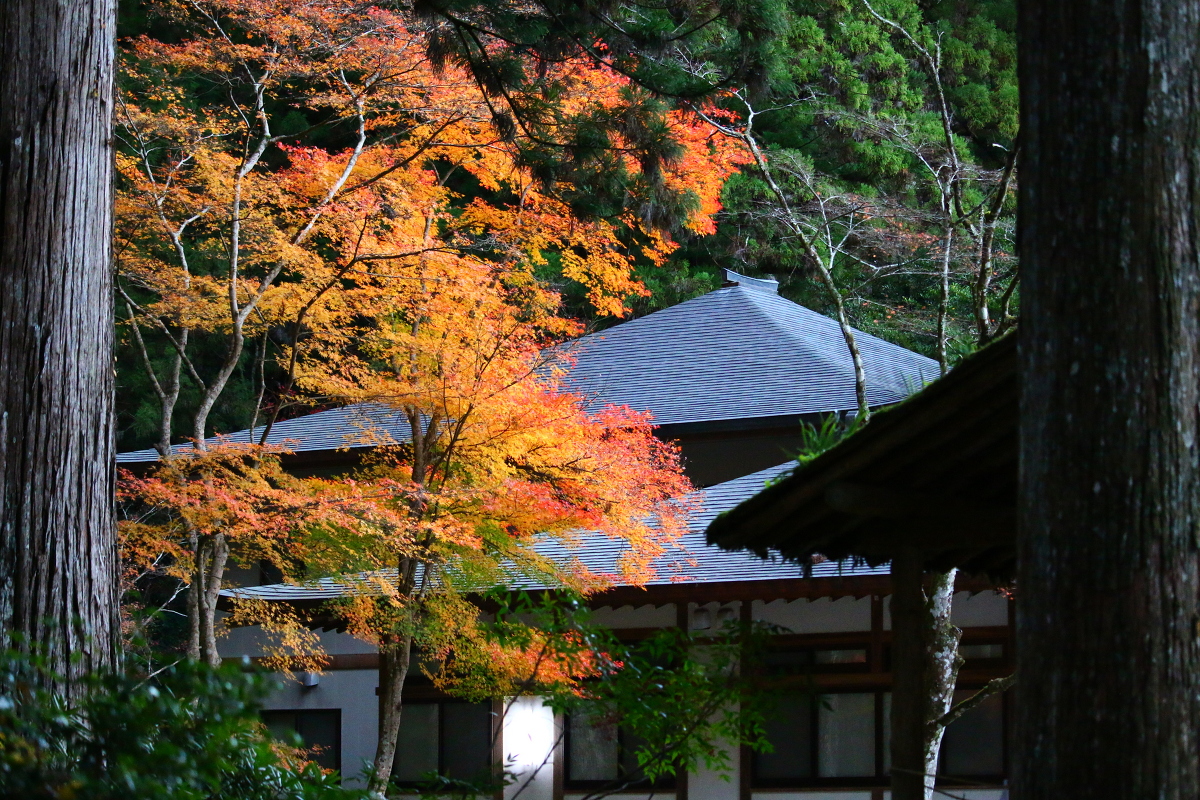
[117,403,413,464]
[220,463,902,612]
[706,334,1018,578]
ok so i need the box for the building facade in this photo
[120,271,1010,798]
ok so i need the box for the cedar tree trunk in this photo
[1017,0,1200,796]
[0,0,119,690]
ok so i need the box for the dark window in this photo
[939,690,1006,779]
[392,701,494,785]
[566,705,619,783]
[754,694,814,781]
[958,642,1006,666]
[761,647,870,676]
[754,692,877,786]
[258,559,283,586]
[565,704,675,789]
[752,675,1008,790]
[817,692,876,777]
[262,709,341,773]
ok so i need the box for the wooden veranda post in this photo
[888,548,961,800]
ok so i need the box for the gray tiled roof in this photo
[706,333,1018,577]
[221,462,886,603]
[557,270,938,427]
[117,404,413,464]
[120,270,935,462]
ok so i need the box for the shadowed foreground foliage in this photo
[0,651,364,799]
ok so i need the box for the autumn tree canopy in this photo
[113,0,748,789]
[115,0,746,452]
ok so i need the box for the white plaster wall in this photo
[587,603,677,628]
[687,601,743,631]
[753,597,872,633]
[687,719,740,800]
[883,591,1009,630]
[503,696,557,800]
[316,629,378,655]
[949,591,1009,628]
[219,616,377,658]
[261,668,379,788]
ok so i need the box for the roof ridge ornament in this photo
[722,268,779,294]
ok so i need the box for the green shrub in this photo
[0,651,365,800]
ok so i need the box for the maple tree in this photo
[113,0,743,679]
[290,254,694,789]
[118,442,400,667]
[110,3,746,792]
[115,0,746,454]
[123,267,697,785]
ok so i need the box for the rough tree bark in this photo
[889,549,961,800]
[1017,0,1200,797]
[372,617,416,794]
[370,548,428,795]
[0,0,120,692]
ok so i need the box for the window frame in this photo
[562,707,678,792]
[748,623,1013,791]
[751,688,882,789]
[936,686,1011,785]
[748,686,1012,790]
[261,708,342,775]
[390,699,497,788]
[759,642,873,676]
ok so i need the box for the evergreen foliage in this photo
[666,0,1019,359]
[0,651,363,799]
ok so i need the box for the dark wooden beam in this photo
[824,481,1016,522]
[706,335,1019,567]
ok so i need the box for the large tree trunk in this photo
[889,550,961,800]
[0,0,119,693]
[1017,0,1200,797]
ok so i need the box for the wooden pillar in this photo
[889,547,926,800]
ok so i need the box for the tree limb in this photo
[936,672,1016,729]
